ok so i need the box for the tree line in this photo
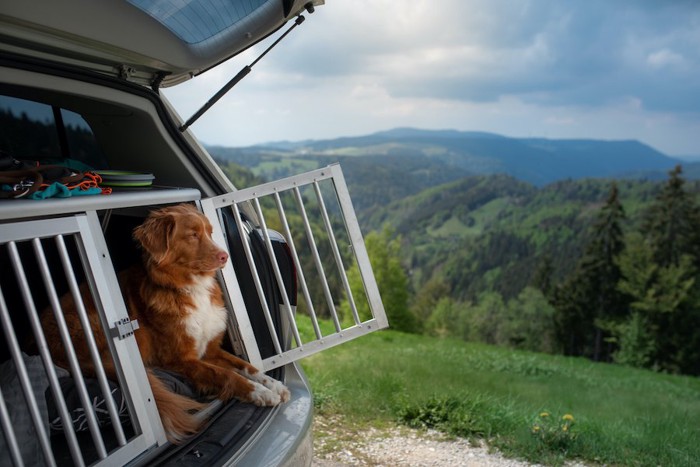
[546,165,700,375]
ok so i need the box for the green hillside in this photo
[300,319,700,466]
[216,154,698,308]
[366,175,665,300]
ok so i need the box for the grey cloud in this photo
[258,0,699,114]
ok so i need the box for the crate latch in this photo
[111,318,140,340]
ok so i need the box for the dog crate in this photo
[0,164,388,466]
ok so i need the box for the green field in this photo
[298,318,700,466]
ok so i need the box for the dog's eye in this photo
[190,231,199,239]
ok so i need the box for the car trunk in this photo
[0,50,387,466]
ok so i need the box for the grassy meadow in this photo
[298,317,700,466]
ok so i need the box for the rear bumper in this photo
[228,362,314,467]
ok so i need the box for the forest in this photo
[410,166,700,376]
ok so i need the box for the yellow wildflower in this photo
[562,414,574,422]
[562,425,569,432]
[539,412,550,418]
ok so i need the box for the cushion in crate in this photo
[45,368,197,433]
[0,354,54,465]
[46,376,130,433]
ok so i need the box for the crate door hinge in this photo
[111,318,140,340]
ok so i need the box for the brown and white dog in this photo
[42,203,289,443]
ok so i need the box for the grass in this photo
[297,317,700,466]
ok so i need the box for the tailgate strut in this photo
[179,3,315,132]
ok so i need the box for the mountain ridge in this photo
[213,127,682,187]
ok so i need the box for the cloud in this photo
[647,49,687,69]
[163,0,700,154]
[266,0,700,112]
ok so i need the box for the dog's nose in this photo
[217,250,229,265]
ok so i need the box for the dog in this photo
[41,203,289,443]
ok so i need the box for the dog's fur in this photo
[41,203,289,443]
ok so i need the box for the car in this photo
[0,1,388,466]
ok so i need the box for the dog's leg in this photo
[202,345,290,404]
[237,366,291,404]
[167,358,285,406]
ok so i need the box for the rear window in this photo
[0,95,106,168]
[127,0,270,44]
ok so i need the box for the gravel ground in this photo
[311,415,556,467]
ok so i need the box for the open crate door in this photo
[199,164,389,372]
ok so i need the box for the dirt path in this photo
[311,415,549,467]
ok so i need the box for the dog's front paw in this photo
[265,378,290,403]
[249,382,282,406]
[244,369,290,404]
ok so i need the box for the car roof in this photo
[0,0,323,88]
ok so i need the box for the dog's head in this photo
[133,204,228,274]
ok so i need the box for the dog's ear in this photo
[133,210,175,264]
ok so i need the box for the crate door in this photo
[200,164,389,372]
[0,212,165,467]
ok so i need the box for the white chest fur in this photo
[182,275,228,359]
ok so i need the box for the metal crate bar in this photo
[0,380,23,467]
[74,212,168,453]
[251,197,302,348]
[0,213,164,467]
[9,239,86,467]
[273,191,322,340]
[201,164,388,372]
[53,234,126,446]
[229,202,284,356]
[312,180,361,326]
[0,283,55,467]
[326,166,386,328]
[2,243,57,467]
[14,239,108,460]
[291,185,342,333]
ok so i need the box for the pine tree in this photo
[551,267,594,356]
[643,165,700,268]
[615,232,698,372]
[585,182,629,360]
[550,182,628,360]
[637,166,700,374]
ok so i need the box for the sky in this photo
[163,0,700,157]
